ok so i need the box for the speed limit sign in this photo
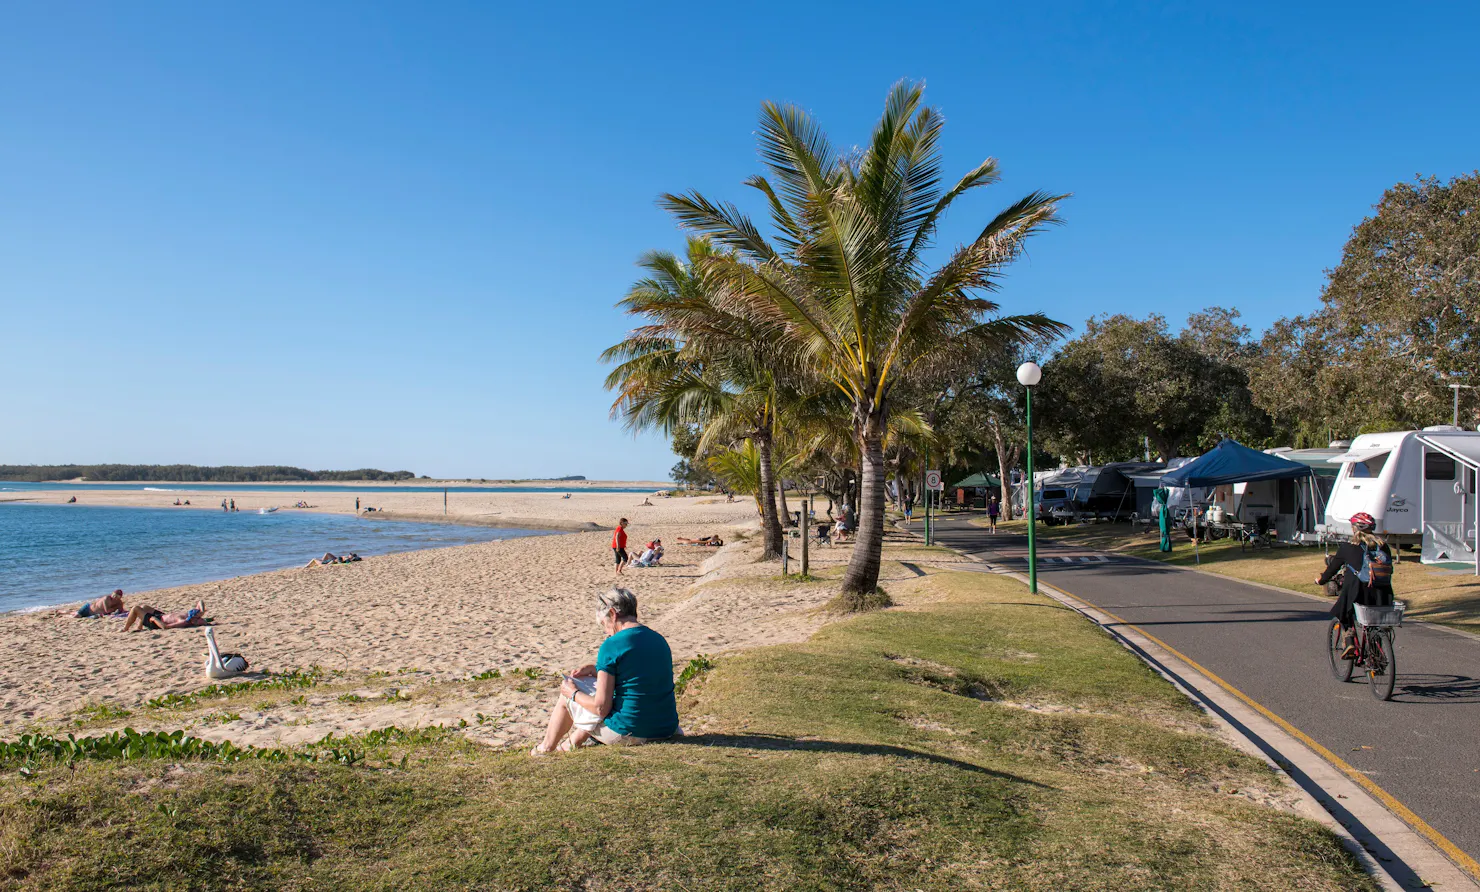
[925,470,943,491]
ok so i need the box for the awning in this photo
[1417,433,1480,468]
[1160,439,1311,488]
[1327,448,1391,464]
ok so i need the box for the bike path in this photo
[927,516,1480,872]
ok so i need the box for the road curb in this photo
[909,522,1480,891]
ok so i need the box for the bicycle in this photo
[1327,599,1405,701]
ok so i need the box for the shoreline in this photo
[0,491,760,741]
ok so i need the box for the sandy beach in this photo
[0,489,866,748]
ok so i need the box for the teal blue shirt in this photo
[596,625,679,739]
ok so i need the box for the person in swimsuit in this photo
[66,590,125,618]
[306,552,361,567]
[123,600,208,632]
[676,535,724,546]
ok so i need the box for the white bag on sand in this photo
[204,627,250,679]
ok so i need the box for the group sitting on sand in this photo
[306,552,362,567]
[533,588,680,755]
[630,540,663,568]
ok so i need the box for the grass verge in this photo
[0,569,1374,890]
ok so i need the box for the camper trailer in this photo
[1325,427,1480,547]
[1035,467,1088,525]
[1075,462,1165,520]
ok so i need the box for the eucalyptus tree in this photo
[660,82,1067,602]
[602,238,790,558]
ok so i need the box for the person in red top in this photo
[612,518,630,574]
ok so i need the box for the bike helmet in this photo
[1349,512,1376,530]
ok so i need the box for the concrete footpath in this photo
[925,515,1480,890]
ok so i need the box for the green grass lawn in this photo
[0,570,1373,891]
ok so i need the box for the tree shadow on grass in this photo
[666,732,1053,789]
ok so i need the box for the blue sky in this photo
[2,2,1477,479]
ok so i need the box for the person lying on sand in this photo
[676,535,723,547]
[638,497,653,506]
[123,600,207,632]
[532,588,680,755]
[62,590,125,618]
[306,552,361,567]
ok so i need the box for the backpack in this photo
[1347,545,1393,587]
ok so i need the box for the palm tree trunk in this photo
[841,416,889,605]
[777,477,793,527]
[754,434,784,559]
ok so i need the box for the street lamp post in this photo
[1017,361,1042,594]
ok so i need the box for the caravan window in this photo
[1350,452,1390,479]
[1425,452,1457,481]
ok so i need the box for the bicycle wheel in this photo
[1368,629,1397,701]
[1328,620,1353,682]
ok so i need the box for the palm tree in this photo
[602,238,789,558]
[660,82,1068,602]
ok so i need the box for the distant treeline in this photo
[0,465,418,483]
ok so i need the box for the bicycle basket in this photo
[1355,600,1405,627]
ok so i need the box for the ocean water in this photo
[0,481,661,494]
[0,504,559,613]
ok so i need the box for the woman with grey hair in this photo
[532,588,680,754]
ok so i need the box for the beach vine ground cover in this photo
[0,569,1373,890]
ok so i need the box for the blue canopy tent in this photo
[1159,440,1312,562]
[1161,439,1310,487]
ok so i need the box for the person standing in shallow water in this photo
[356,497,360,512]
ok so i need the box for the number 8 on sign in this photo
[925,470,943,491]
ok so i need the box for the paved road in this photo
[927,516,1480,871]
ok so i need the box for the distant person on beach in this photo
[64,590,125,618]
[676,535,723,547]
[123,600,208,632]
[532,588,679,755]
[67,496,77,503]
[230,499,236,512]
[612,518,630,574]
[639,497,654,506]
[173,499,182,506]
[356,497,360,511]
[221,499,228,512]
[306,552,361,567]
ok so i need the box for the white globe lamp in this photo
[1016,361,1042,387]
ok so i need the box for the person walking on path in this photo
[612,518,630,575]
[987,495,1001,534]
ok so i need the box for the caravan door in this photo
[1422,449,1476,552]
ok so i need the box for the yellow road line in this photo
[1042,580,1480,883]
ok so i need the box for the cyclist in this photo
[1316,512,1395,659]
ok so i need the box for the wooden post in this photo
[800,498,810,578]
[782,536,789,575]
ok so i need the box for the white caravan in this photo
[1325,427,1480,547]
